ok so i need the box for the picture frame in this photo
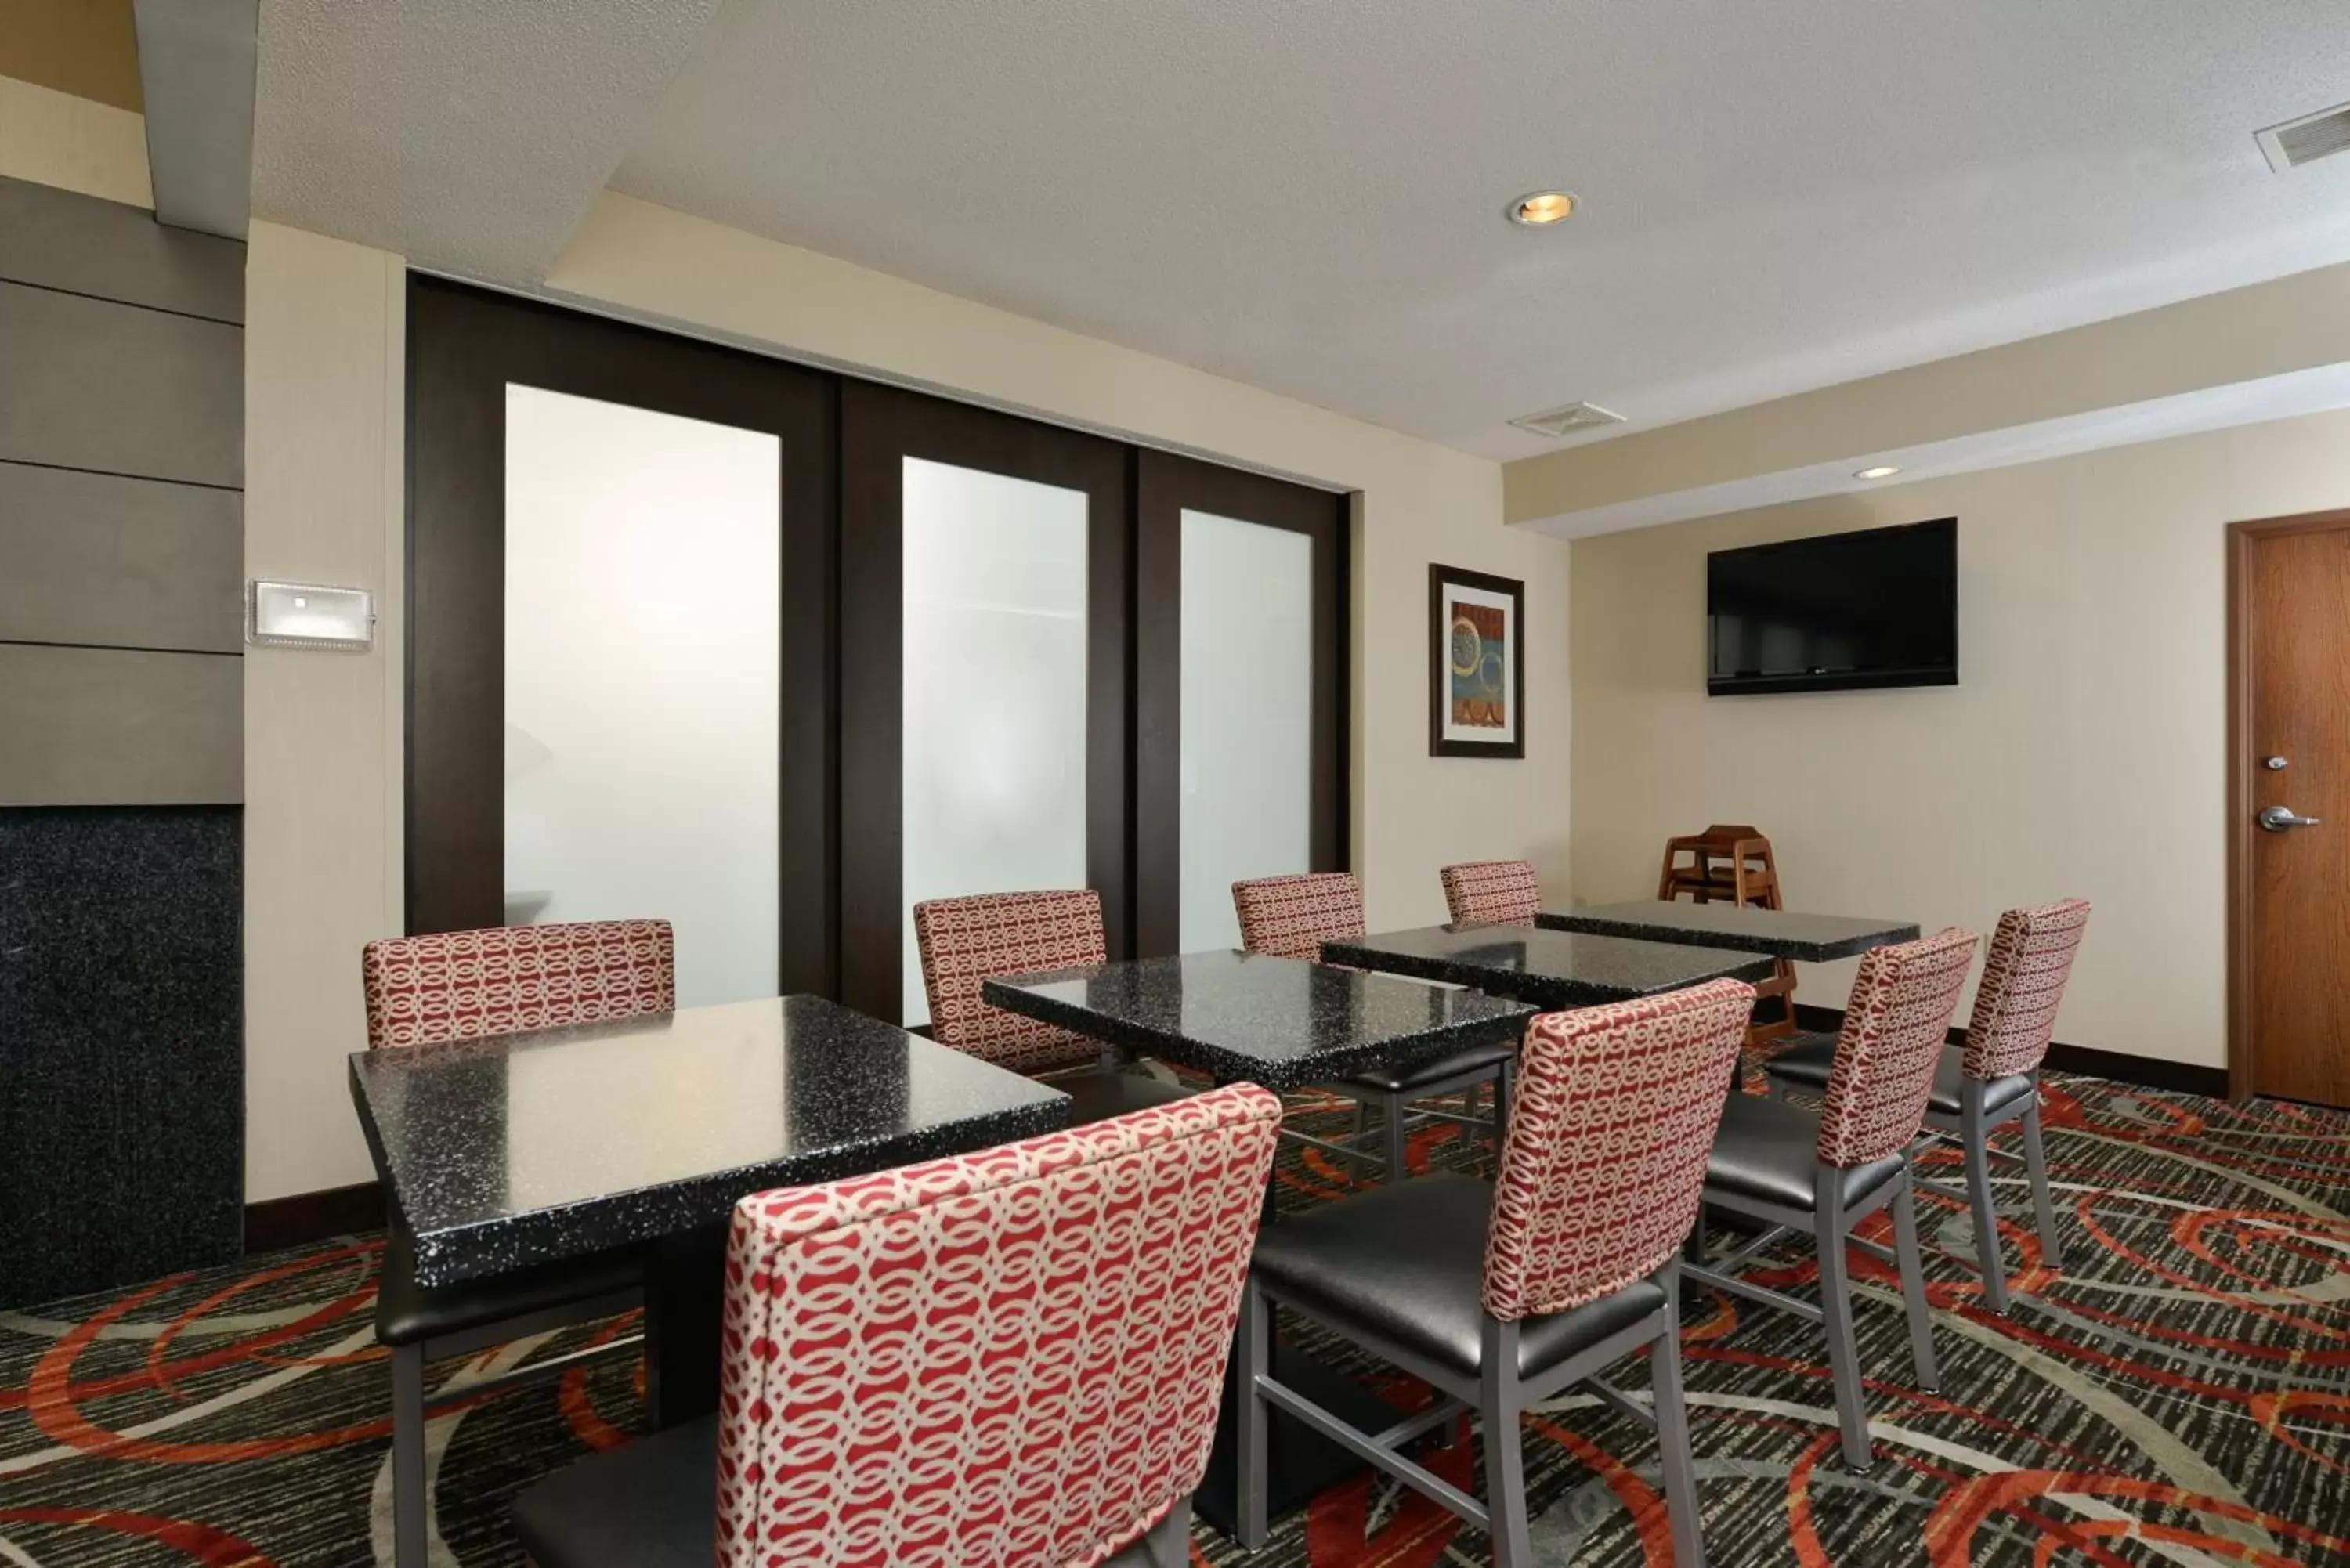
[1429,564,1526,758]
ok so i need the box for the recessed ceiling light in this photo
[1854,465,1902,480]
[1507,190,1577,226]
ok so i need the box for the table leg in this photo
[642,1222,728,1428]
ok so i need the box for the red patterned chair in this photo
[1689,927,1979,1471]
[510,1082,1287,1568]
[1762,899,2091,1311]
[361,919,675,1568]
[1439,859,1542,926]
[1235,979,1753,1566]
[1233,872,1517,1180]
[913,889,1191,1125]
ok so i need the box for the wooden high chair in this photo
[1658,824,1797,1044]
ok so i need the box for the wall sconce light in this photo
[246,580,375,651]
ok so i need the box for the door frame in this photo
[2223,506,2350,1100]
[837,378,1134,1023]
[1132,449,1350,958]
[404,276,841,994]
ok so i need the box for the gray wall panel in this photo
[0,645,242,805]
[0,175,244,323]
[0,281,244,487]
[0,463,243,652]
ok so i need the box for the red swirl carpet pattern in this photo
[1,1071,2343,1566]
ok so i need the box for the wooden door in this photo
[2235,513,2350,1107]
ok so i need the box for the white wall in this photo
[1570,407,2350,1069]
[243,222,407,1198]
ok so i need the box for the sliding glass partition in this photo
[898,458,1091,1023]
[405,278,837,999]
[408,280,1345,1019]
[838,381,1130,1024]
[502,385,783,1006]
[1136,450,1347,959]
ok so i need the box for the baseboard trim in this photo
[244,1180,384,1253]
[1786,1005,2229,1098]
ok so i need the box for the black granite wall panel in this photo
[0,807,242,1308]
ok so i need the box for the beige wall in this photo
[230,197,1568,1200]
[243,221,407,1198]
[0,72,149,206]
[1571,407,2350,1068]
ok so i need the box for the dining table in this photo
[983,948,1537,1535]
[1534,898,1920,960]
[1323,921,1777,1008]
[348,993,1071,1426]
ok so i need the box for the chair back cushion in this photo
[360,919,674,1049]
[914,890,1106,1073]
[1439,860,1542,926]
[714,1082,1284,1568]
[1484,978,1752,1320]
[1231,873,1364,960]
[1962,899,2092,1082]
[1817,927,1980,1166]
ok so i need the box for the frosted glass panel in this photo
[504,384,781,1007]
[1180,510,1314,952]
[902,457,1090,1024]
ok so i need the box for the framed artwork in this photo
[1429,564,1525,758]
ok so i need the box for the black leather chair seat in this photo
[513,1412,1186,1567]
[1337,1039,1517,1097]
[1249,1172,1667,1381]
[1057,1067,1195,1125]
[514,1414,715,1568]
[1703,1093,1904,1213]
[376,1223,642,1349]
[1762,1035,2035,1119]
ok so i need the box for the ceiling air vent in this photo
[2257,100,2350,173]
[1507,401,1625,439]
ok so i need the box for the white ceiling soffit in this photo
[134,0,258,240]
[251,0,724,280]
[611,0,2350,459]
[1516,363,2350,540]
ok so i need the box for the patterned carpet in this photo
[2,1070,2344,1566]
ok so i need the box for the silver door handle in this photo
[2258,805,2322,832]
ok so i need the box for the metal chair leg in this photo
[2021,1093,2065,1272]
[1812,1197,1875,1471]
[1492,1062,1513,1155]
[1889,1172,1940,1391]
[1479,1320,1535,1568]
[1235,1277,1271,1551]
[390,1342,429,1568]
[1650,1269,1708,1568]
[1383,1092,1409,1183]
[1140,1494,1192,1568]
[1961,1094,2011,1313]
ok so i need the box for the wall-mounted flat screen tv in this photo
[1707,518,1957,695]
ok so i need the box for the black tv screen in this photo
[1707,518,1957,695]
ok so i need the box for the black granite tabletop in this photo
[349,995,1070,1287]
[1324,923,1777,1007]
[982,951,1536,1093]
[1534,900,1921,962]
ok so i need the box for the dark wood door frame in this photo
[405,276,841,995]
[837,380,1134,1022]
[2224,506,2350,1100]
[1133,449,1350,958]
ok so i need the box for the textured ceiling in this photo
[612,0,2350,456]
[250,0,2350,457]
[251,0,721,279]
